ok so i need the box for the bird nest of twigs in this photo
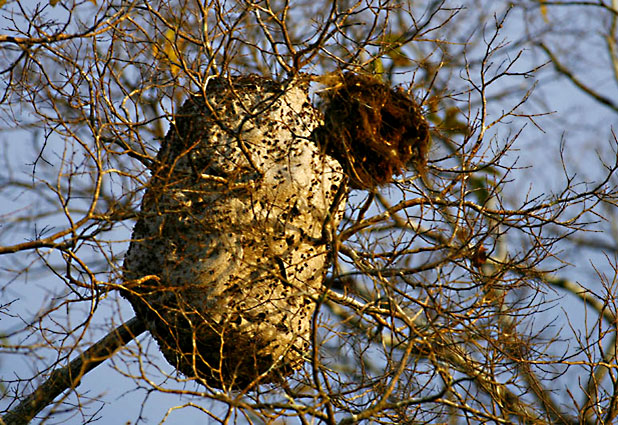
[315,72,430,189]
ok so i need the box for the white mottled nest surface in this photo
[123,76,346,389]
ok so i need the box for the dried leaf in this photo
[540,1,549,22]
[152,28,185,77]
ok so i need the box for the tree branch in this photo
[1,317,146,425]
[538,42,618,112]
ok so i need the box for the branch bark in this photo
[1,317,146,425]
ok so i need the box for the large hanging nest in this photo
[314,72,430,189]
[122,73,430,391]
[123,76,346,390]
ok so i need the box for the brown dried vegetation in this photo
[315,72,430,189]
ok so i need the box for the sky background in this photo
[1,1,618,424]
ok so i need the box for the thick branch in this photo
[1,317,146,425]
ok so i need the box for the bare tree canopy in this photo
[1,1,618,424]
